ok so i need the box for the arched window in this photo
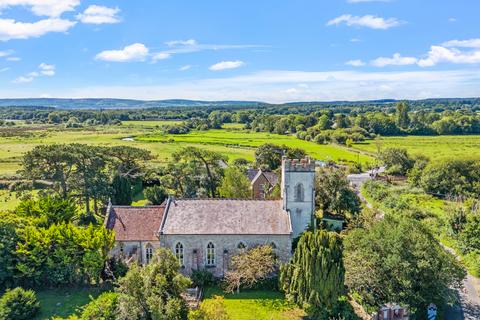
[175,242,184,266]
[237,242,247,250]
[294,183,304,201]
[145,244,153,263]
[206,242,215,266]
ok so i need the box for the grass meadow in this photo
[352,135,480,160]
[0,123,372,178]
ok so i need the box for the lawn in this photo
[34,286,109,319]
[202,287,305,320]
[352,135,480,159]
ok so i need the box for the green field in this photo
[202,288,304,320]
[121,120,183,127]
[0,125,372,178]
[352,135,480,159]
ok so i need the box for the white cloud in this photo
[0,0,80,17]
[371,53,418,67]
[0,18,76,41]
[95,43,149,62]
[13,62,55,84]
[39,62,55,76]
[6,56,20,61]
[285,88,299,94]
[166,39,197,47]
[346,59,366,67]
[152,52,171,62]
[0,49,12,57]
[28,69,480,103]
[368,40,480,68]
[209,60,245,71]
[348,0,391,2]
[448,18,457,22]
[179,65,191,71]
[327,14,403,29]
[13,75,34,83]
[76,5,121,24]
[350,38,361,42]
[0,67,9,72]
[418,46,480,67]
[443,38,480,48]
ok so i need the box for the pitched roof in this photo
[105,205,165,241]
[246,168,279,186]
[246,168,259,182]
[162,199,291,235]
[263,171,279,186]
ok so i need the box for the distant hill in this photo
[0,97,478,110]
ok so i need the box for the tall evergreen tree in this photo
[396,101,410,129]
[279,230,345,317]
[112,175,132,205]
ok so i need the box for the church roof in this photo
[105,205,165,241]
[162,199,291,235]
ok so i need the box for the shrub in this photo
[144,185,167,205]
[0,287,40,320]
[189,296,229,320]
[79,292,119,320]
[191,269,216,287]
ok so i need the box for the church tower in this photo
[281,157,315,238]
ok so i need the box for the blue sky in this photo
[0,0,479,102]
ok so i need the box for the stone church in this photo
[104,157,315,276]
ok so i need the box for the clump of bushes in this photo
[191,269,216,287]
[0,287,40,320]
[144,185,167,205]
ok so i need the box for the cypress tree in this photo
[279,230,345,316]
[112,175,132,205]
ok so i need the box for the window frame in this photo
[294,183,304,202]
[145,244,153,263]
[206,242,216,266]
[175,242,185,267]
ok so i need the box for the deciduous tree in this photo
[224,245,276,293]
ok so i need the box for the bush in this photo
[191,269,216,287]
[144,185,167,205]
[79,292,119,320]
[189,296,229,320]
[0,287,40,320]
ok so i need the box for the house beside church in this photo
[246,168,279,199]
[105,157,316,277]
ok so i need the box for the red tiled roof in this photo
[105,206,165,241]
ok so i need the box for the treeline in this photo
[2,98,480,128]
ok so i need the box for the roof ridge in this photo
[175,198,282,201]
[112,205,166,208]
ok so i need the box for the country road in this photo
[347,172,480,319]
[442,246,480,320]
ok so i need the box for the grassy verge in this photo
[202,287,305,320]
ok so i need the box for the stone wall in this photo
[161,234,292,277]
[110,240,162,265]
